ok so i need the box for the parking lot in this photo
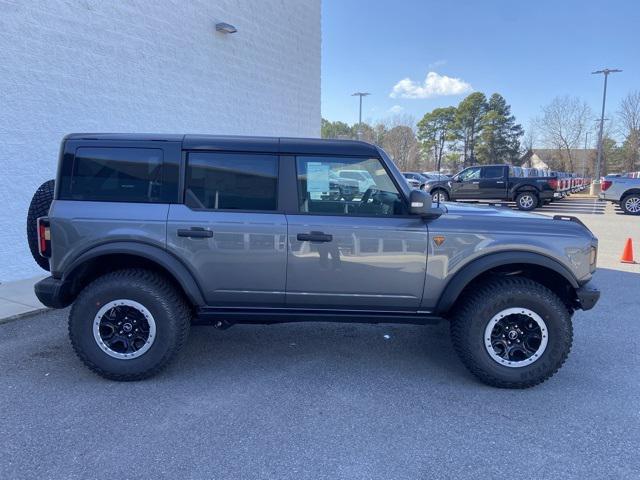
[1,195,638,479]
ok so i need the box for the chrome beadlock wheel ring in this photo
[93,300,156,360]
[484,307,548,368]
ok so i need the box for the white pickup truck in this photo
[599,175,640,215]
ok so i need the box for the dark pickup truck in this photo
[423,164,555,210]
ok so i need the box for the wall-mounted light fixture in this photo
[215,22,237,34]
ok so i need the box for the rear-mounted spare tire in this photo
[27,179,55,271]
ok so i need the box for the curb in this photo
[0,307,51,325]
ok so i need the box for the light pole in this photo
[591,68,622,194]
[351,92,370,139]
[582,131,589,179]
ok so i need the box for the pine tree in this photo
[477,94,523,164]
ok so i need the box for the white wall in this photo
[0,0,321,282]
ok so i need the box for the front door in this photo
[286,156,429,310]
[166,151,287,306]
[451,166,481,199]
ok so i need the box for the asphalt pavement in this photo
[1,196,639,479]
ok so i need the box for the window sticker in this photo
[306,162,330,192]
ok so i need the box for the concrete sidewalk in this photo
[0,275,48,322]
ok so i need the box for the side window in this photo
[60,147,166,203]
[296,156,405,216]
[458,167,481,181]
[482,166,504,179]
[185,152,278,211]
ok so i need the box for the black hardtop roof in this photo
[64,134,380,156]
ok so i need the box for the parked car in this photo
[599,176,640,215]
[510,166,524,178]
[402,172,429,189]
[28,134,599,388]
[321,171,359,201]
[336,169,376,193]
[422,164,556,210]
[422,171,452,180]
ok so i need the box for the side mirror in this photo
[409,189,433,216]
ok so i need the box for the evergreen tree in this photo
[477,93,523,164]
[454,93,487,166]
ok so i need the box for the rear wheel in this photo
[621,194,640,215]
[515,191,538,211]
[27,179,55,271]
[450,277,573,388]
[69,269,191,380]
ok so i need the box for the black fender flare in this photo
[435,251,579,314]
[62,241,206,306]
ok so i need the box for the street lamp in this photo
[351,92,370,139]
[590,68,622,194]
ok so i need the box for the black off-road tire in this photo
[620,193,640,215]
[515,191,538,211]
[450,277,573,389]
[27,179,55,271]
[69,269,191,381]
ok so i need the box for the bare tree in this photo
[376,115,419,171]
[618,91,640,172]
[522,122,537,152]
[536,96,592,171]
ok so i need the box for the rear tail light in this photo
[548,178,558,190]
[601,180,612,191]
[37,217,51,258]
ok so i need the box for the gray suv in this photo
[29,134,600,388]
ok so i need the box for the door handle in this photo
[496,181,505,184]
[471,181,480,184]
[177,227,213,238]
[297,231,333,243]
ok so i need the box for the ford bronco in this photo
[28,134,600,388]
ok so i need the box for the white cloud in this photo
[390,72,472,99]
[388,105,404,114]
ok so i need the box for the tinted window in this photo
[60,147,165,202]
[185,152,277,211]
[482,166,504,178]
[296,156,404,216]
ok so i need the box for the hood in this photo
[438,201,549,220]
[436,201,595,239]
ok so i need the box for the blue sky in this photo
[321,0,639,137]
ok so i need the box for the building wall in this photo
[0,0,321,281]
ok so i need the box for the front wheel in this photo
[69,269,191,380]
[515,192,538,211]
[431,189,449,203]
[450,277,573,388]
[621,194,640,215]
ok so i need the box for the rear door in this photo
[284,155,428,310]
[479,166,507,199]
[167,151,287,306]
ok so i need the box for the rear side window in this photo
[60,147,167,203]
[185,152,278,211]
[482,166,504,179]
